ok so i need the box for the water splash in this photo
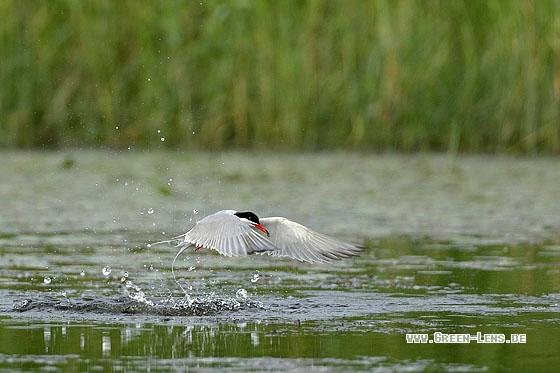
[124,279,155,307]
[13,292,265,316]
[170,242,194,301]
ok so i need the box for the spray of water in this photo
[148,235,193,301]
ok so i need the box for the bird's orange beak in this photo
[254,223,270,237]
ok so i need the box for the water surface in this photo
[1,151,559,371]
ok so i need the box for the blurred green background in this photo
[1,0,559,153]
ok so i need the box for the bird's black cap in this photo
[234,211,261,224]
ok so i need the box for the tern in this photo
[151,210,363,266]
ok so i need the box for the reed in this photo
[1,0,558,153]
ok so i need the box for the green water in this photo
[1,151,559,371]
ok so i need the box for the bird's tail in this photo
[147,233,188,248]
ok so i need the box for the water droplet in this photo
[160,137,165,142]
[147,208,154,214]
[236,288,248,299]
[80,271,85,277]
[188,266,195,271]
[251,273,260,283]
[102,266,112,276]
[193,209,199,215]
[43,277,52,284]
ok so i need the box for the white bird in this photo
[152,210,363,265]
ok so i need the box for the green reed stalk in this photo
[1,0,558,153]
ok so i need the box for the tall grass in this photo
[1,0,559,153]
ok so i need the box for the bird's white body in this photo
[164,209,362,264]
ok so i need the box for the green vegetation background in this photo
[1,0,559,153]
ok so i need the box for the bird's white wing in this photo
[175,210,279,257]
[260,217,363,263]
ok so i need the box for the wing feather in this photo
[260,217,363,264]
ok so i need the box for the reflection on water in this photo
[1,308,559,371]
[1,321,385,371]
[1,151,560,371]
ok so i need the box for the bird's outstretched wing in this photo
[175,210,278,257]
[260,217,363,263]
